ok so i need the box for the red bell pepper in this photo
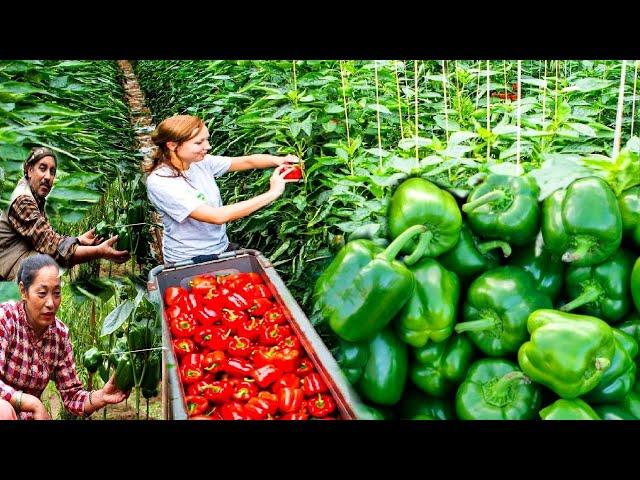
[245,397,272,420]
[187,380,213,397]
[257,391,278,415]
[185,395,209,417]
[295,357,315,377]
[240,283,271,301]
[259,324,291,346]
[278,334,300,351]
[307,393,336,418]
[249,297,275,317]
[231,380,259,403]
[221,308,249,333]
[180,362,204,384]
[194,326,230,351]
[202,350,226,374]
[219,401,251,420]
[203,380,234,404]
[263,306,286,325]
[280,411,309,420]
[253,346,279,368]
[192,304,221,327]
[189,274,218,297]
[170,316,198,339]
[223,292,250,311]
[164,286,189,306]
[172,338,197,357]
[180,353,204,368]
[272,348,300,373]
[227,336,252,358]
[225,357,254,377]
[236,317,261,341]
[302,372,328,396]
[272,373,300,394]
[277,386,304,413]
[252,364,283,388]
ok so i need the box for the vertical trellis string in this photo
[339,60,353,175]
[612,60,628,159]
[414,60,420,161]
[393,60,405,139]
[374,60,383,169]
[486,60,491,162]
[516,60,522,169]
[631,61,638,137]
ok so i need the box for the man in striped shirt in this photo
[0,146,130,281]
[0,254,128,419]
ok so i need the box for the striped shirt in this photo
[0,301,89,419]
[7,194,78,267]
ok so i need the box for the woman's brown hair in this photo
[142,115,205,175]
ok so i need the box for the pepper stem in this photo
[403,231,433,266]
[492,371,529,397]
[454,318,495,333]
[561,239,593,263]
[477,240,512,257]
[595,357,611,371]
[462,190,506,213]
[381,224,428,262]
[559,286,602,312]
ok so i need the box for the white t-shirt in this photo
[146,154,233,263]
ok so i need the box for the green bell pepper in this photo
[388,177,462,258]
[334,338,368,385]
[438,223,510,282]
[518,309,615,398]
[617,311,640,371]
[583,329,638,404]
[618,186,640,249]
[353,403,390,420]
[618,388,640,419]
[82,347,103,374]
[454,266,552,356]
[593,404,638,420]
[394,258,460,347]
[462,174,540,246]
[114,352,135,392]
[129,316,152,352]
[631,257,640,312]
[410,334,475,397]
[314,224,427,342]
[397,387,456,420]
[127,199,146,225]
[141,350,161,392]
[114,224,130,251]
[357,327,408,406]
[539,399,600,420]
[561,249,634,323]
[542,176,622,266]
[455,358,542,420]
[94,221,111,239]
[509,235,564,302]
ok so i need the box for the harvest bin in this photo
[147,249,362,420]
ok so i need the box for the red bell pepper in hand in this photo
[277,386,304,413]
[170,316,198,338]
[204,380,234,404]
[172,338,197,357]
[225,357,254,377]
[252,364,283,388]
[307,393,336,418]
[202,350,226,374]
[263,306,286,325]
[302,372,328,396]
[232,380,259,403]
[249,297,275,317]
[227,336,252,358]
[185,395,209,417]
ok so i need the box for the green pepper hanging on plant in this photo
[313,224,428,342]
[560,248,635,323]
[462,174,540,247]
[387,178,462,258]
[454,266,552,356]
[542,176,622,266]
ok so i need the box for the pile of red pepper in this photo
[164,272,340,420]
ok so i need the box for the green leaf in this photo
[387,155,419,173]
[270,239,291,262]
[398,136,432,151]
[48,187,102,203]
[571,78,614,93]
[448,131,479,146]
[325,104,344,114]
[100,300,135,337]
[0,282,20,302]
[17,103,82,117]
[366,103,391,115]
[567,122,597,137]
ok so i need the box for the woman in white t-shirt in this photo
[144,115,301,264]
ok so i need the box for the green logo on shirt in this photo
[196,192,206,202]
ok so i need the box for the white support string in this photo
[414,61,419,161]
[374,60,383,169]
[516,60,522,168]
[441,60,450,144]
[486,60,491,162]
[394,60,405,139]
[612,60,628,159]
[631,61,638,137]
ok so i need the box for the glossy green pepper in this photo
[397,387,456,420]
[94,221,111,239]
[462,174,540,246]
[314,224,426,342]
[114,352,135,392]
[394,258,460,347]
[82,347,102,374]
[593,404,638,420]
[618,388,640,418]
[618,186,640,249]
[561,248,634,323]
[388,178,462,257]
[357,327,408,406]
[542,177,622,266]
[509,235,564,302]
[141,350,161,392]
[455,358,542,420]
[114,224,130,251]
[410,334,475,397]
[454,266,552,356]
[353,403,389,420]
[438,223,510,282]
[129,317,152,352]
[539,399,600,420]
[583,329,637,404]
[518,309,615,399]
[334,338,368,385]
[127,199,146,225]
[631,257,640,312]
[617,311,640,367]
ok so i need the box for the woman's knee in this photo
[0,398,17,420]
